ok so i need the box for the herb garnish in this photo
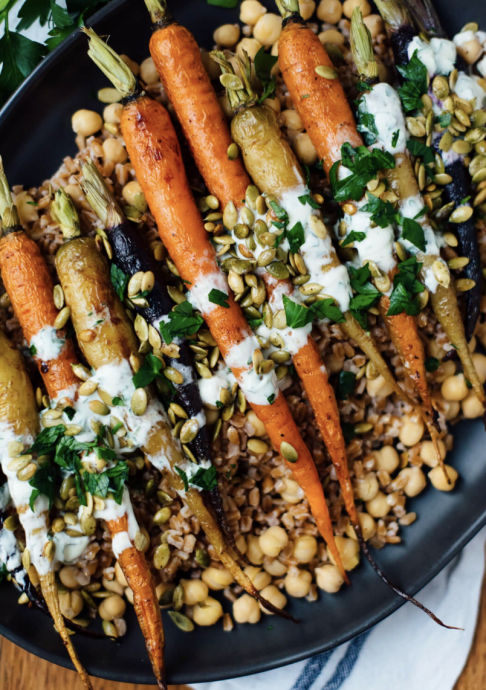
[356,110,378,146]
[207,0,238,7]
[298,193,320,209]
[208,288,230,309]
[283,295,344,328]
[341,230,366,247]
[424,356,440,372]
[348,265,380,329]
[437,112,452,128]
[329,143,395,202]
[397,50,428,112]
[267,394,276,405]
[406,138,435,164]
[401,216,426,252]
[361,193,399,228]
[110,263,129,301]
[189,465,218,491]
[29,463,56,511]
[337,371,356,400]
[254,46,278,103]
[132,353,164,388]
[286,221,305,253]
[387,257,425,317]
[159,301,204,344]
[391,130,400,148]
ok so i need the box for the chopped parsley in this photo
[286,221,305,253]
[63,406,76,420]
[112,396,124,406]
[437,112,452,128]
[283,295,344,328]
[337,371,356,400]
[132,353,165,388]
[207,0,238,6]
[387,257,425,317]
[175,467,189,491]
[356,110,378,146]
[397,50,428,112]
[391,130,400,148]
[356,81,370,93]
[329,143,395,202]
[248,318,263,330]
[254,46,278,103]
[267,394,276,405]
[29,462,56,511]
[401,216,426,252]
[159,301,204,344]
[110,263,129,301]
[341,230,366,247]
[23,425,66,456]
[298,193,320,209]
[361,193,399,228]
[190,466,218,491]
[208,288,230,309]
[348,264,381,329]
[29,344,37,356]
[269,200,288,221]
[424,356,440,372]
[84,462,129,504]
[406,139,435,165]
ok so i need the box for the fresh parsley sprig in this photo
[387,257,425,317]
[283,294,345,328]
[159,301,204,345]
[329,143,395,202]
[397,50,428,113]
[254,46,278,103]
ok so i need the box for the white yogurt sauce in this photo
[93,488,139,558]
[197,365,237,408]
[407,36,457,77]
[454,72,486,108]
[187,267,231,316]
[52,530,90,564]
[360,83,407,154]
[29,326,66,362]
[478,55,486,78]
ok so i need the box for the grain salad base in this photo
[1,0,485,635]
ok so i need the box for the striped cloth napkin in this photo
[195,527,486,690]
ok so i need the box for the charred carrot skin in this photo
[119,93,345,576]
[0,230,79,400]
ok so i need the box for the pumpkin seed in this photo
[133,314,148,342]
[163,367,184,384]
[465,128,486,144]
[131,388,148,416]
[280,441,298,463]
[102,620,118,638]
[17,463,37,482]
[265,262,289,279]
[256,248,276,267]
[53,284,65,310]
[474,188,486,206]
[212,418,222,441]
[472,168,486,184]
[432,259,451,288]
[7,455,30,472]
[434,173,453,185]
[456,278,476,292]
[134,530,149,552]
[78,379,99,396]
[439,132,453,152]
[270,350,290,364]
[245,185,260,209]
[247,438,269,454]
[432,75,449,100]
[374,273,391,293]
[141,271,155,294]
[153,507,172,526]
[127,271,143,297]
[195,361,212,379]
[355,422,374,434]
[80,515,97,536]
[227,142,239,160]
[273,309,287,330]
[299,282,323,296]
[51,517,66,533]
[205,195,219,210]
[237,389,246,413]
[240,206,254,228]
[452,140,472,155]
[234,223,249,239]
[406,117,426,137]
[153,543,170,570]
[228,270,245,294]
[89,400,110,416]
[53,307,71,330]
[223,201,238,230]
[455,108,471,127]
[315,65,337,79]
[4,515,19,531]
[448,256,470,270]
[72,363,91,381]
[449,205,474,223]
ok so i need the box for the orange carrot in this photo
[84,28,346,578]
[0,162,79,401]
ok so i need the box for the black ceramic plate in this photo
[1,0,486,685]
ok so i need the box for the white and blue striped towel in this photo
[195,527,486,690]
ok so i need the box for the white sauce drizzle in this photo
[407,36,457,77]
[93,489,139,558]
[29,326,66,362]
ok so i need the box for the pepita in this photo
[153,543,170,570]
[53,307,71,330]
[223,201,238,230]
[280,441,298,463]
[163,367,184,384]
[448,256,470,270]
[315,65,338,79]
[227,142,239,160]
[131,388,148,416]
[153,507,172,525]
[79,379,99,396]
[451,140,472,155]
[88,400,110,416]
[53,284,64,310]
[449,205,474,223]
[3,515,19,531]
[432,259,451,288]
[434,173,453,185]
[456,278,476,292]
[265,262,290,280]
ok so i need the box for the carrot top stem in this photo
[82,27,137,99]
[0,157,20,229]
[275,0,301,19]
[350,8,379,81]
[50,188,82,239]
[81,158,124,227]
[143,0,172,26]
[211,50,257,112]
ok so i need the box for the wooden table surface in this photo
[3,572,486,690]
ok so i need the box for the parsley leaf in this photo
[248,318,263,329]
[190,465,218,491]
[84,462,129,504]
[112,396,124,406]
[267,393,276,405]
[348,264,381,329]
[0,30,46,105]
[387,257,425,316]
[132,353,164,388]
[29,462,56,511]
[287,221,305,253]
[283,295,344,328]
[406,139,435,165]
[329,143,395,202]
[23,424,66,456]
[269,200,288,221]
[437,112,452,128]
[397,50,428,112]
[341,230,366,247]
[311,298,345,323]
[207,0,238,6]
[64,406,76,420]
[208,288,230,309]
[425,356,440,372]
[29,344,37,356]
[0,563,7,585]
[298,193,320,209]
[337,371,356,400]
[401,216,426,252]
[159,301,204,344]
[110,263,129,301]
[254,46,278,103]
[175,466,189,491]
[16,0,51,31]
[361,193,399,228]
[357,110,378,146]
[391,130,400,148]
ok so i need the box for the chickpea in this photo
[233,593,261,624]
[293,535,318,564]
[462,392,483,419]
[181,578,209,606]
[102,576,125,596]
[236,37,263,61]
[343,0,371,19]
[263,557,288,577]
[259,584,288,614]
[246,409,267,437]
[219,95,233,120]
[280,477,305,504]
[365,490,391,518]
[443,399,461,421]
[200,48,222,81]
[399,467,426,498]
[293,132,318,166]
[280,109,304,131]
[253,13,283,46]
[236,534,247,554]
[354,472,379,501]
[120,54,139,76]
[456,38,483,65]
[102,138,128,164]
[259,526,289,558]
[316,0,342,24]
[363,14,384,39]
[429,464,459,491]
[284,569,312,598]
[375,446,399,474]
[420,439,446,468]
[140,57,159,85]
[441,374,469,402]
[244,566,272,590]
[103,102,123,124]
[59,566,81,589]
[472,353,486,384]
[316,564,344,593]
[247,534,265,564]
[345,512,376,541]
[240,0,267,25]
[435,359,456,383]
[263,97,281,114]
[214,24,240,48]
[99,593,126,621]
[59,590,84,620]
[72,109,102,137]
[299,0,316,21]
[329,536,360,571]
[366,374,394,398]
[193,596,223,626]
[398,414,425,447]
[202,566,234,590]
[15,192,38,224]
[122,180,146,209]
[318,29,345,46]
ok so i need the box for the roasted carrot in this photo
[0,329,92,688]
[275,1,438,424]
[143,0,249,208]
[84,27,346,577]
[0,159,79,402]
